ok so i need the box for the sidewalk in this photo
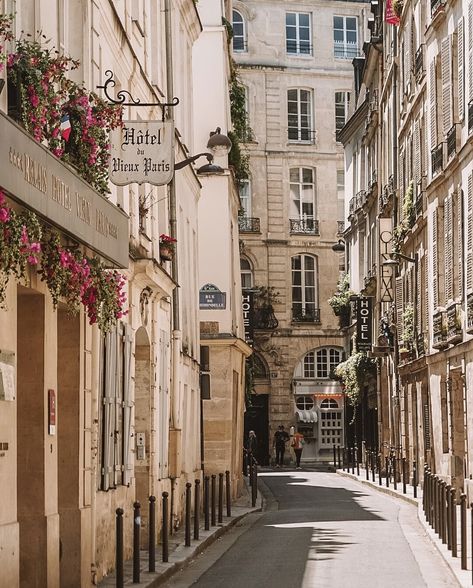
[98,480,262,588]
[337,467,471,587]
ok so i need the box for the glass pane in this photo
[347,31,357,44]
[292,256,301,270]
[334,30,344,43]
[304,255,315,270]
[233,10,243,24]
[299,13,310,27]
[290,168,300,182]
[302,202,314,217]
[302,168,313,183]
[346,17,357,31]
[288,89,297,101]
[286,12,296,26]
[292,288,302,301]
[233,37,245,51]
[333,16,343,29]
[240,258,251,270]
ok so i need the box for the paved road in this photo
[165,470,459,588]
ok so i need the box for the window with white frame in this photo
[240,258,253,289]
[232,10,247,52]
[296,395,314,410]
[320,403,343,447]
[302,347,343,378]
[290,167,316,220]
[239,179,251,216]
[335,91,350,134]
[287,89,313,142]
[337,169,345,223]
[286,12,311,55]
[292,254,317,320]
[333,16,358,59]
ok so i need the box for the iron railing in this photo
[337,220,345,235]
[292,307,321,323]
[468,99,473,135]
[415,45,424,78]
[238,216,261,233]
[446,124,457,161]
[431,0,445,17]
[431,143,444,177]
[289,218,320,235]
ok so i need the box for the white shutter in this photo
[122,324,133,486]
[469,2,473,101]
[414,120,421,185]
[432,209,439,309]
[399,148,405,221]
[429,58,438,149]
[458,188,463,298]
[467,172,473,292]
[405,22,412,95]
[417,254,422,332]
[458,17,465,121]
[103,329,117,490]
[159,329,170,478]
[423,253,429,332]
[441,36,453,135]
[444,194,454,302]
[113,325,121,487]
[396,276,404,341]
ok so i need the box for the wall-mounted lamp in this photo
[174,128,231,174]
[332,239,346,253]
[382,252,416,267]
[207,127,232,156]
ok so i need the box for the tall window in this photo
[240,258,253,289]
[292,254,317,321]
[335,91,350,134]
[239,179,251,216]
[287,89,313,142]
[286,12,311,55]
[333,16,358,59]
[337,169,345,225]
[290,167,315,219]
[303,347,343,378]
[232,10,246,52]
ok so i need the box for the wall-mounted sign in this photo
[356,296,373,351]
[242,290,255,345]
[199,284,226,309]
[110,121,174,186]
[379,218,394,302]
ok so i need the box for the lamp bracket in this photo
[97,70,179,121]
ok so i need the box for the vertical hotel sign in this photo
[110,121,174,186]
[356,296,373,351]
[242,290,255,346]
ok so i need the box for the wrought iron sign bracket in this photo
[97,70,179,121]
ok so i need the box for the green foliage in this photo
[401,303,414,349]
[328,274,356,316]
[229,62,253,185]
[335,352,377,406]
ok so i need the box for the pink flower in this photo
[31,94,39,108]
[20,225,29,245]
[0,207,9,223]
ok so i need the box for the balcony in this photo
[238,216,261,233]
[446,124,457,161]
[349,190,367,216]
[337,220,345,236]
[334,42,360,60]
[416,332,426,357]
[467,293,473,333]
[431,143,444,177]
[292,307,321,324]
[415,45,424,79]
[289,218,320,235]
[415,184,425,218]
[432,309,448,350]
[431,0,445,18]
[446,303,462,345]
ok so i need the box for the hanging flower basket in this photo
[159,234,177,262]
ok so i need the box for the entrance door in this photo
[244,394,269,465]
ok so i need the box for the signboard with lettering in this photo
[1,112,128,267]
[110,121,174,186]
[356,296,373,351]
[199,284,226,309]
[242,290,255,346]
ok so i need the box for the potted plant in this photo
[159,234,177,261]
[393,0,404,17]
[328,273,356,327]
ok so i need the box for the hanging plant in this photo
[392,0,404,17]
[402,181,415,229]
[328,273,356,316]
[400,303,414,350]
[335,352,377,406]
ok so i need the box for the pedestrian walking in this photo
[292,431,304,469]
[273,425,289,467]
[246,430,258,466]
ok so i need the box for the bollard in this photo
[333,445,337,468]
[378,454,382,486]
[355,445,360,476]
[162,492,169,563]
[351,447,355,475]
[170,477,175,536]
[365,450,369,480]
[371,451,375,482]
[133,501,141,584]
[243,449,248,477]
[423,465,428,514]
[226,470,232,517]
[412,460,417,499]
[148,496,156,573]
[116,508,124,588]
[393,456,397,491]
[204,476,210,530]
[446,484,452,550]
[218,473,224,524]
[194,480,201,540]
[185,482,192,547]
[342,447,346,471]
[385,456,390,488]
[461,494,467,569]
[251,461,258,507]
[433,477,439,534]
[211,474,217,526]
[451,488,457,558]
[441,482,447,544]
[402,458,407,494]
[337,445,341,470]
[438,481,444,541]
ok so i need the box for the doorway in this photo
[244,394,269,465]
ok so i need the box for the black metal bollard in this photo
[355,445,360,476]
[218,473,224,524]
[194,480,200,540]
[243,449,248,476]
[378,454,382,486]
[337,446,341,470]
[413,460,417,499]
[423,466,428,514]
[116,508,124,588]
[204,476,210,531]
[371,451,376,482]
[185,482,192,547]
[433,477,439,534]
[441,482,447,544]
[461,494,467,569]
[402,458,407,494]
[393,456,397,491]
[446,484,452,550]
[211,474,217,526]
[470,502,473,585]
[251,461,258,507]
[385,456,390,488]
[162,492,169,563]
[365,450,369,480]
[133,501,141,583]
[333,445,337,468]
[226,470,231,517]
[451,487,457,558]
[342,447,346,471]
[148,496,156,573]
[351,447,355,475]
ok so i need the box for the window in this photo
[337,169,345,224]
[287,89,313,142]
[240,258,253,289]
[303,347,343,378]
[232,10,246,52]
[335,91,350,134]
[290,168,315,220]
[320,408,343,447]
[296,395,314,410]
[333,16,358,59]
[292,254,318,321]
[286,12,311,55]
[239,179,251,216]
[320,398,339,409]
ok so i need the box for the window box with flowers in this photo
[328,273,356,328]
[159,234,177,262]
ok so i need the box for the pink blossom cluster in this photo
[19,225,41,265]
[0,191,10,223]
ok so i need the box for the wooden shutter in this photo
[467,172,473,292]
[417,253,422,332]
[414,120,421,185]
[102,329,117,490]
[441,36,453,135]
[396,276,404,341]
[423,403,431,451]
[399,148,405,221]
[113,324,122,487]
[432,209,439,309]
[423,253,429,332]
[122,324,133,486]
[158,329,170,478]
[444,193,454,302]
[458,17,465,121]
[458,188,464,298]
[405,21,412,95]
[429,58,438,149]
[469,1,473,101]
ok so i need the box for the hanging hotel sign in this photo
[199,284,227,309]
[110,121,174,186]
[242,290,255,346]
[1,112,128,268]
[356,296,373,351]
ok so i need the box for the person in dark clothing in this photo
[273,425,290,467]
[244,430,257,475]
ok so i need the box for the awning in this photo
[295,409,318,423]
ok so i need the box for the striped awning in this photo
[295,409,318,423]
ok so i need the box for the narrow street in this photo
[165,470,459,588]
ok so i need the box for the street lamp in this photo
[332,239,346,253]
[174,128,232,174]
[207,127,232,156]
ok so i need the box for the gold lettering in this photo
[51,175,72,211]
[75,192,91,225]
[24,154,47,194]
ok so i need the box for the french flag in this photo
[60,114,71,142]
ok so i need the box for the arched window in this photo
[232,10,247,52]
[320,398,339,409]
[253,354,268,378]
[240,257,253,289]
[292,254,318,322]
[302,347,343,378]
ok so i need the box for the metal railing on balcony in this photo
[349,190,367,215]
[415,190,424,217]
[432,310,448,349]
[431,143,444,176]
[289,218,320,235]
[431,0,445,17]
[238,216,261,233]
[446,303,462,344]
[467,293,473,333]
[292,307,321,323]
[415,45,424,78]
[446,124,457,161]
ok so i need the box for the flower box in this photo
[159,245,173,261]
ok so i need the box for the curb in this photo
[336,469,418,506]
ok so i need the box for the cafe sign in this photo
[110,121,174,186]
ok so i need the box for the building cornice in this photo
[337,99,369,145]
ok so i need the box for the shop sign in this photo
[356,296,373,351]
[110,121,174,186]
[1,112,128,268]
[242,289,255,345]
[199,284,226,309]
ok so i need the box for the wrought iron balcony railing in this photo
[432,309,448,350]
[415,45,424,78]
[349,190,367,215]
[238,216,261,233]
[446,124,457,161]
[467,293,473,333]
[292,307,321,323]
[289,218,320,235]
[431,143,444,177]
[446,303,462,344]
[469,100,473,135]
[431,0,445,17]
